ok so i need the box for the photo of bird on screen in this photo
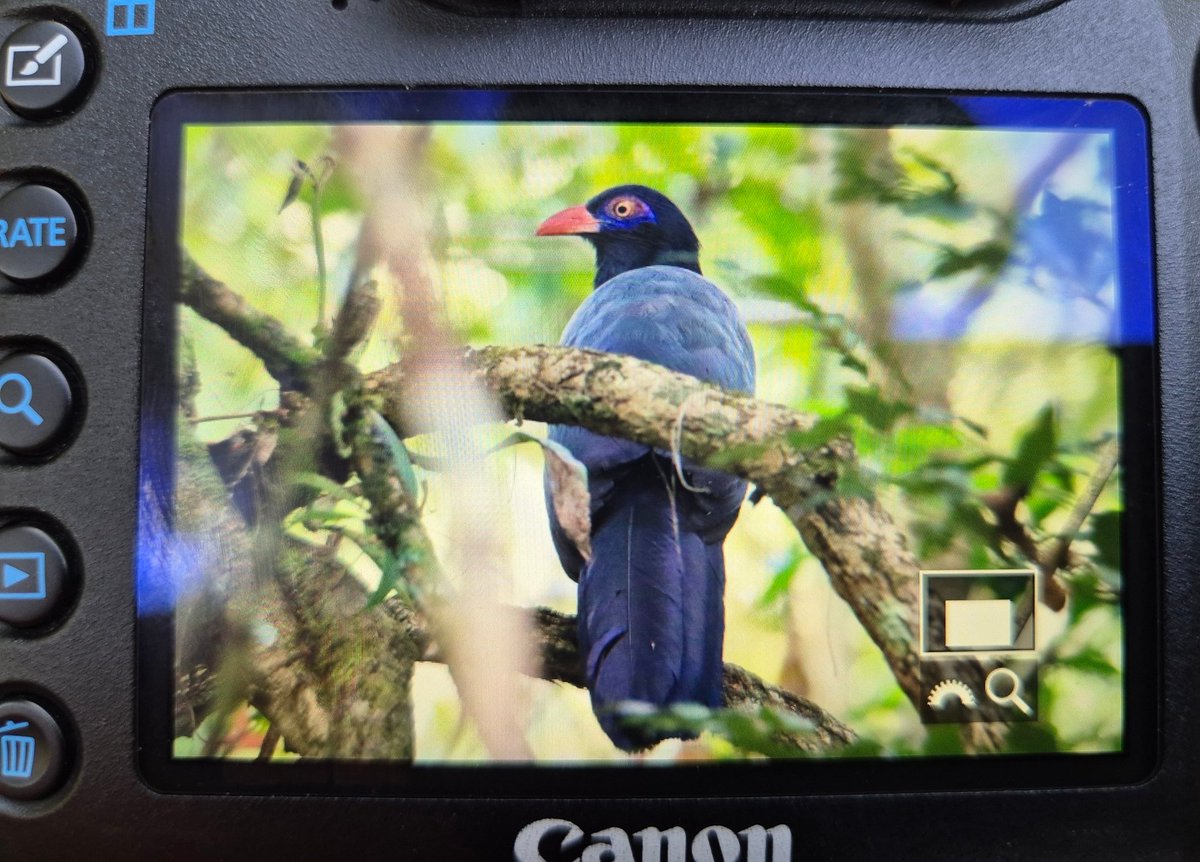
[535,186,756,750]
[164,120,1127,765]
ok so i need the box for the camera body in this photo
[1,1,1198,859]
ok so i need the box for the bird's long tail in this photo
[578,463,726,751]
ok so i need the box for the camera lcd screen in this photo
[137,90,1156,794]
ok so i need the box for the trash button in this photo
[0,699,67,800]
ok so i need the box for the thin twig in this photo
[671,391,714,495]
[180,254,320,391]
[1043,437,1121,580]
[256,725,281,762]
[311,187,329,336]
[190,411,262,425]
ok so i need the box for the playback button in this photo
[0,352,75,458]
[0,524,71,629]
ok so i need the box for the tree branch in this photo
[367,344,927,709]
[1043,438,1120,580]
[177,258,900,740]
[180,254,320,391]
[405,603,855,752]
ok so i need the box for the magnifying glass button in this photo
[985,667,1036,718]
[0,352,75,457]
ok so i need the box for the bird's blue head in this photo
[537,185,702,287]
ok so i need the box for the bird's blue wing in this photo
[546,266,756,578]
[544,266,757,749]
[561,266,756,394]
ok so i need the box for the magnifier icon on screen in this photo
[985,667,1034,717]
[0,373,44,427]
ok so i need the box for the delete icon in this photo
[945,599,1013,650]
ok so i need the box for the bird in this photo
[536,185,757,751]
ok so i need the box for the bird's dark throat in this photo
[590,236,702,287]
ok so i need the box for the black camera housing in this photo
[1,0,1198,859]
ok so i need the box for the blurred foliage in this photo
[175,114,1127,763]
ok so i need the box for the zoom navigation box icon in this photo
[920,570,1036,654]
[918,570,1039,725]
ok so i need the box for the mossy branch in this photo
[178,257,884,753]
[366,344,927,709]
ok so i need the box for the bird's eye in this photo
[608,197,645,220]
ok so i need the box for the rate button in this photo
[0,185,81,284]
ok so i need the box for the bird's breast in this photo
[561,265,756,395]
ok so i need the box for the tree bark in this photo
[367,343,928,710]
[177,258,920,754]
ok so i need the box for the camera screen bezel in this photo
[136,87,1159,798]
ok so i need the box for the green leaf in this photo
[1057,647,1120,679]
[845,385,915,432]
[367,547,420,608]
[786,415,852,450]
[1004,722,1058,754]
[921,724,967,756]
[278,164,305,214]
[757,546,805,610]
[293,506,356,529]
[367,409,420,501]
[836,463,878,502]
[1003,406,1057,491]
[839,353,870,376]
[329,391,352,459]
[616,702,820,759]
[929,240,1011,280]
[292,473,368,511]
[1088,510,1121,571]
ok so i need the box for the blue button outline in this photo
[0,552,46,601]
[106,0,156,37]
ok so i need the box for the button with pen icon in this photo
[0,21,88,117]
[0,351,76,458]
